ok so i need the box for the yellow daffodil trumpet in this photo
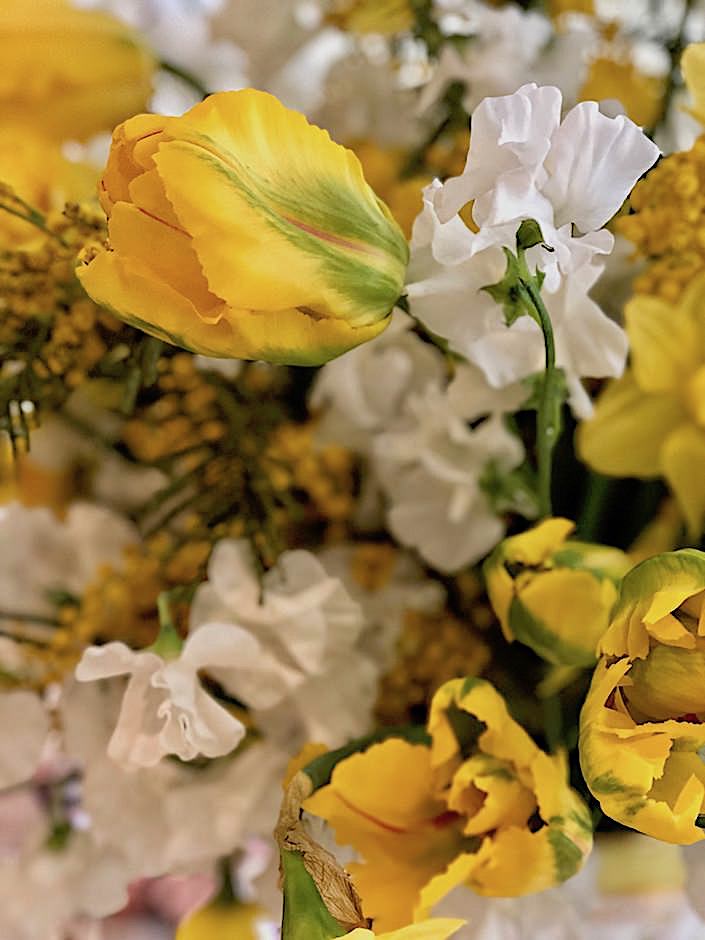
[580,549,705,844]
[77,89,409,366]
[484,518,631,667]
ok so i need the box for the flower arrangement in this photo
[4,2,705,939]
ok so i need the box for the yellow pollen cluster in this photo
[266,421,356,534]
[375,606,491,725]
[618,137,705,301]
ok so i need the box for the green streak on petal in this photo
[548,829,584,883]
[508,597,596,668]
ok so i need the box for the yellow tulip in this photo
[579,56,665,129]
[484,518,630,667]
[305,678,592,931]
[682,43,705,127]
[345,923,465,940]
[578,273,705,537]
[176,900,268,939]
[0,126,97,247]
[77,90,408,366]
[326,0,415,35]
[0,0,154,141]
[579,549,705,844]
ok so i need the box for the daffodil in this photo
[580,549,705,844]
[305,678,592,931]
[77,89,408,366]
[578,273,705,536]
[484,517,631,666]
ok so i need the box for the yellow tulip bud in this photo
[484,518,631,667]
[580,549,705,844]
[77,90,409,366]
[176,900,269,939]
[0,0,155,141]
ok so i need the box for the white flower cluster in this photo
[407,82,659,417]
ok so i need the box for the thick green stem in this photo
[519,279,558,518]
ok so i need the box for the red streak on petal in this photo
[136,205,190,238]
[284,215,382,257]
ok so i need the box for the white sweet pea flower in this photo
[421,2,553,115]
[310,310,445,455]
[0,502,137,620]
[75,625,251,768]
[189,541,372,745]
[406,82,656,414]
[0,692,49,790]
[373,368,528,572]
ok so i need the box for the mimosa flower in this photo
[484,517,631,666]
[580,549,705,844]
[77,89,409,366]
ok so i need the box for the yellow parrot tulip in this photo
[580,549,705,844]
[305,678,592,931]
[0,0,154,141]
[77,89,409,366]
[484,518,631,667]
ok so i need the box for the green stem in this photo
[519,279,558,518]
[159,60,211,101]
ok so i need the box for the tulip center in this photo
[626,642,705,722]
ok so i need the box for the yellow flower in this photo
[579,549,705,844]
[484,518,630,667]
[176,900,267,939]
[345,923,464,940]
[0,127,97,247]
[305,679,592,931]
[0,0,154,141]
[77,90,408,366]
[682,43,705,127]
[579,56,665,129]
[325,0,415,35]
[578,273,705,537]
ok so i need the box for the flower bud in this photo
[580,549,705,844]
[484,518,631,667]
[0,0,154,141]
[77,90,409,366]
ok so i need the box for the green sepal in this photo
[281,851,348,940]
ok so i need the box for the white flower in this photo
[189,540,372,745]
[0,692,49,789]
[317,542,446,669]
[421,2,553,114]
[406,84,658,414]
[75,625,251,768]
[373,367,528,572]
[310,310,445,455]
[0,502,137,620]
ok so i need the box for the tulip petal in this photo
[625,292,700,394]
[153,90,407,326]
[78,249,388,365]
